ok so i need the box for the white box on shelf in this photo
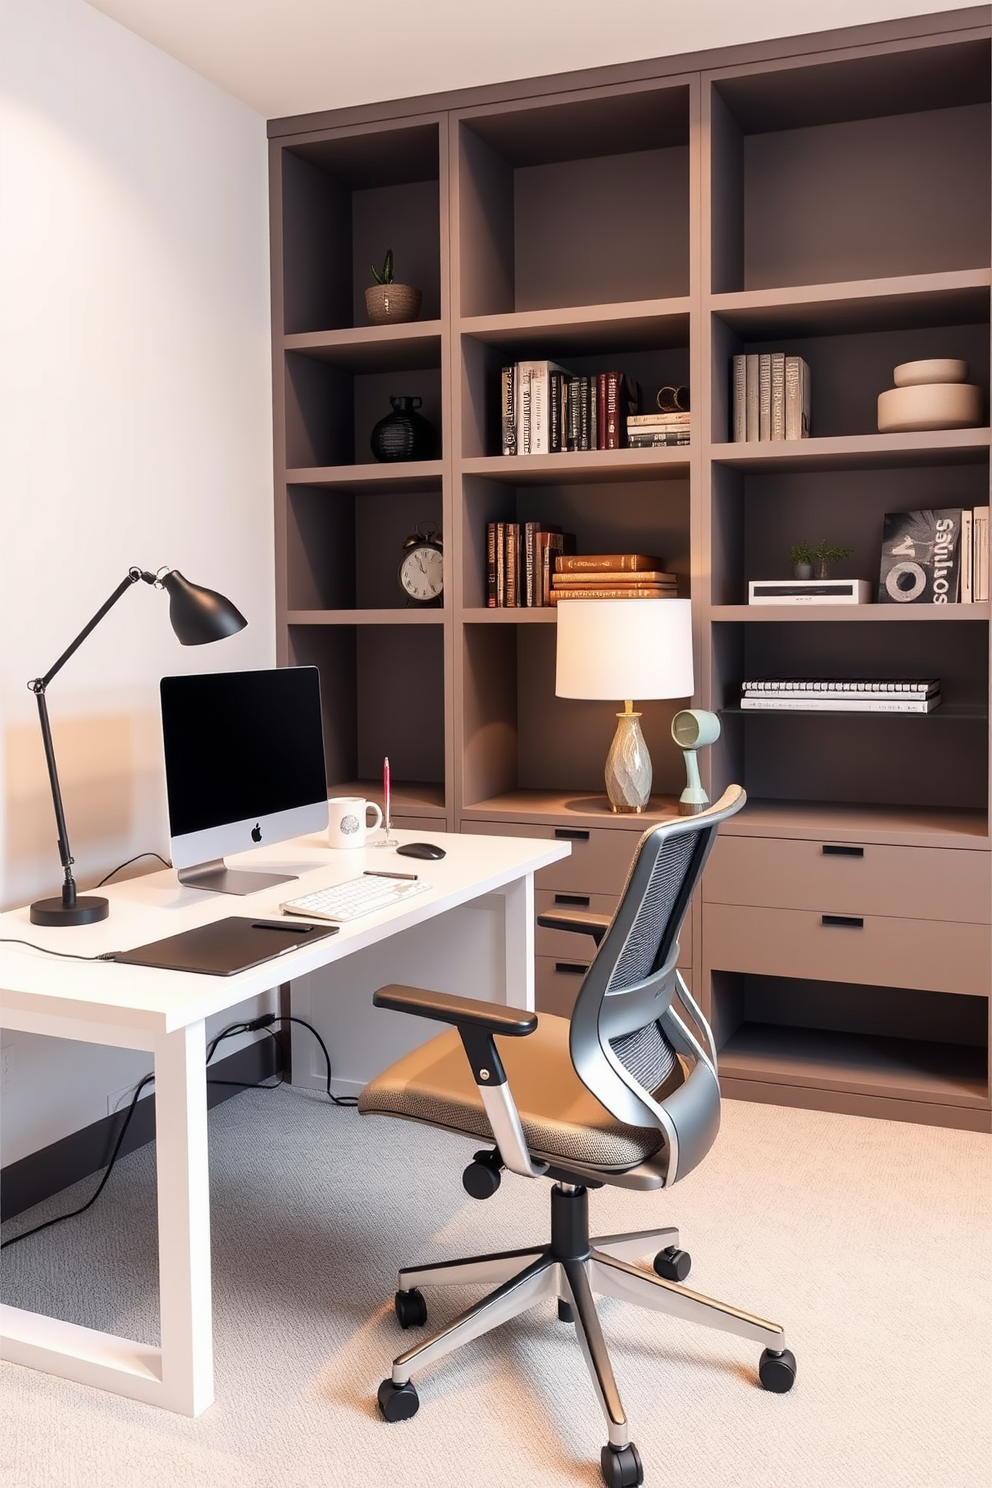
[748,579,874,605]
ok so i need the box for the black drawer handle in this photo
[554,893,590,907]
[555,962,588,976]
[821,914,864,929]
[555,828,590,841]
[821,845,865,858]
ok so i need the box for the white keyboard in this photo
[280,875,431,923]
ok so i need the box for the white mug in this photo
[327,796,383,849]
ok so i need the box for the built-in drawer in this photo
[535,889,692,966]
[704,837,991,924]
[461,820,639,896]
[536,954,694,1020]
[704,903,992,997]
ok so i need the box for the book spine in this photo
[500,366,516,456]
[524,521,539,606]
[549,372,564,454]
[565,378,580,452]
[974,505,990,602]
[554,570,677,586]
[745,354,760,441]
[552,586,677,602]
[739,696,937,712]
[486,522,497,607]
[758,353,771,441]
[627,431,690,447]
[495,521,506,605]
[770,352,785,441]
[578,377,591,452]
[529,365,548,455]
[543,531,564,605]
[604,371,622,450]
[732,354,747,442]
[801,358,811,437]
[627,412,692,426]
[961,508,974,604]
[556,553,663,574]
[596,374,608,450]
[505,522,520,606]
[784,356,808,441]
[516,366,532,455]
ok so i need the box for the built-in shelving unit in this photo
[269,7,992,1129]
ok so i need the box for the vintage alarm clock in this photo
[399,522,443,605]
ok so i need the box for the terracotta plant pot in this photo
[364,284,422,325]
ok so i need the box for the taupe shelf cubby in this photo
[270,7,992,1129]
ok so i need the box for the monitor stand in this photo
[177,859,298,895]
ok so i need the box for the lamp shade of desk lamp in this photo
[555,598,693,813]
[28,567,247,927]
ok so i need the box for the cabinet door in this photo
[705,837,992,923]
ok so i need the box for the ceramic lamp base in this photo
[605,710,652,813]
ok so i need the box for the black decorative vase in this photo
[370,396,437,462]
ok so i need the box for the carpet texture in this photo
[2,1088,990,1488]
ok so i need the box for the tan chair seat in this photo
[359,1012,664,1172]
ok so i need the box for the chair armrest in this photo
[536,909,611,946]
[372,984,537,1037]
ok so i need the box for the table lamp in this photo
[555,598,693,813]
[28,566,247,927]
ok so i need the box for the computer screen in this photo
[160,666,329,895]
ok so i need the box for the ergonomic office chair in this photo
[358,786,795,1488]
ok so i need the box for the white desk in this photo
[0,828,569,1414]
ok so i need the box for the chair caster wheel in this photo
[653,1245,691,1282]
[463,1149,502,1199]
[600,1442,644,1487]
[377,1378,420,1421]
[395,1288,428,1329]
[759,1347,797,1393]
[557,1299,574,1323]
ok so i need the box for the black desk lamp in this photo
[28,567,247,927]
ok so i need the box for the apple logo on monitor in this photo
[251,823,262,842]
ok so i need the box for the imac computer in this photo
[160,666,329,895]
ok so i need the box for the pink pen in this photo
[383,755,391,829]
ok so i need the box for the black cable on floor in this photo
[0,1013,355,1249]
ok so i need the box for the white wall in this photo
[0,0,274,1165]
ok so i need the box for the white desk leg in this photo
[152,1019,214,1415]
[499,872,535,1011]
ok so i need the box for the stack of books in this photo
[550,554,678,603]
[879,507,990,604]
[739,678,942,713]
[625,411,690,448]
[485,521,572,606]
[501,364,638,454]
[732,353,810,442]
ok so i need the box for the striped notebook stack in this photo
[551,554,679,603]
[740,678,942,713]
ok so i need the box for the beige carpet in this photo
[2,1087,990,1488]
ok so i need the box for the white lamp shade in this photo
[555,598,694,701]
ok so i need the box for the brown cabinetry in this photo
[269,8,991,1130]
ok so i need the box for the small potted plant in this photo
[365,249,422,326]
[788,541,814,580]
[812,538,853,580]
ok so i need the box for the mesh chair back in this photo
[569,786,745,1182]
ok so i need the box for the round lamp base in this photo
[30,895,110,927]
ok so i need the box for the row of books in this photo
[879,507,990,605]
[501,363,638,454]
[731,353,810,442]
[740,678,942,713]
[485,522,569,606]
[484,540,680,606]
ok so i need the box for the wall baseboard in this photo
[1,1038,279,1223]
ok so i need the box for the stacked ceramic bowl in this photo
[877,359,982,433]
